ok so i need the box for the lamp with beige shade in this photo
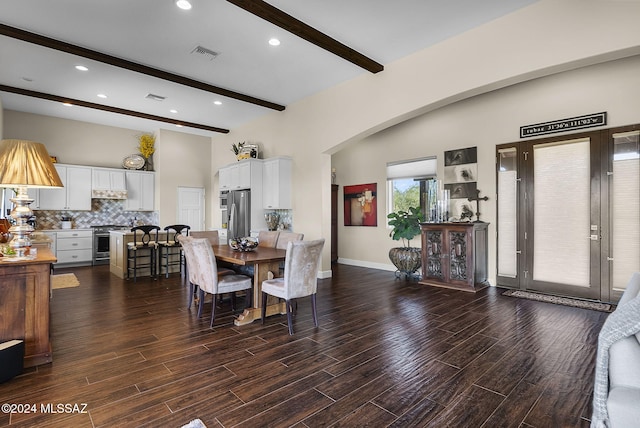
[0,139,63,258]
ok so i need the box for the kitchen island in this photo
[109,230,175,279]
[0,248,56,367]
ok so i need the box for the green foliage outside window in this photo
[391,179,420,213]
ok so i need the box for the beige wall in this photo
[333,55,640,283]
[2,110,143,168]
[210,0,640,277]
[1,111,215,228]
[155,128,212,228]
[3,1,639,279]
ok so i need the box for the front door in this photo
[497,131,603,300]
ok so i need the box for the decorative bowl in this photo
[229,236,259,252]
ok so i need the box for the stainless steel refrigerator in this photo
[228,189,251,238]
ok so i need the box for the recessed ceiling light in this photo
[213,100,222,106]
[268,38,281,46]
[97,93,107,99]
[62,103,73,107]
[170,109,178,114]
[175,0,192,10]
[75,65,89,71]
[175,124,183,128]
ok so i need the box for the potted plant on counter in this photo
[387,206,424,279]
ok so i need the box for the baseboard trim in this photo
[337,258,396,272]
[318,269,333,279]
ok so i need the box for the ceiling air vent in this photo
[145,93,166,101]
[191,45,219,61]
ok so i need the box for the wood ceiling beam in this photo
[227,0,384,74]
[0,23,285,112]
[0,84,230,134]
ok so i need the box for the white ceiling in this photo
[0,0,537,137]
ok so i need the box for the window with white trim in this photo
[386,157,437,221]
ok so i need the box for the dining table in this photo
[211,244,287,326]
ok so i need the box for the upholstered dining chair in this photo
[188,230,235,308]
[275,231,304,250]
[127,225,160,281]
[190,230,221,245]
[275,231,304,272]
[261,239,325,335]
[177,235,252,327]
[189,230,235,275]
[257,230,280,248]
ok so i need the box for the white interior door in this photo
[177,187,205,231]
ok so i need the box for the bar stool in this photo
[158,224,190,278]
[127,225,160,281]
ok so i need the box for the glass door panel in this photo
[497,147,519,286]
[532,139,591,286]
[610,131,640,294]
[527,136,601,299]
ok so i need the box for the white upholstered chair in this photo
[186,230,235,308]
[178,236,252,327]
[257,230,279,248]
[275,231,304,250]
[261,239,325,335]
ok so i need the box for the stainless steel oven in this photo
[92,225,129,265]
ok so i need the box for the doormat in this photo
[51,273,80,289]
[502,289,613,313]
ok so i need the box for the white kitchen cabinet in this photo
[54,230,93,266]
[219,167,232,190]
[218,159,260,191]
[38,164,92,211]
[92,168,126,191]
[125,171,155,211]
[263,157,292,209]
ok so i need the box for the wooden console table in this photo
[419,222,489,292]
[0,248,56,367]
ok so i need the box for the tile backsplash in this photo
[34,199,158,229]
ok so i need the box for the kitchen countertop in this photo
[38,228,93,232]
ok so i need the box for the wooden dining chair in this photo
[127,225,160,281]
[178,235,252,327]
[261,239,325,335]
[157,224,190,278]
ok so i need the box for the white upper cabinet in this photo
[219,159,261,191]
[92,168,126,191]
[219,167,232,190]
[262,157,292,209]
[38,164,92,211]
[124,171,154,211]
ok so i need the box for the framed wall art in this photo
[344,183,377,226]
[444,146,477,220]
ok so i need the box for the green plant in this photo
[231,141,246,155]
[387,206,425,248]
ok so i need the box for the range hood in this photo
[91,189,128,199]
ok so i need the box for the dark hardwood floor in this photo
[0,264,607,427]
